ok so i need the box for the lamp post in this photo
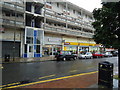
[13,0,17,61]
[62,40,65,51]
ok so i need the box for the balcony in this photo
[44,9,95,30]
[2,2,15,11]
[2,2,25,13]
[16,6,25,13]
[2,19,24,28]
[2,15,24,22]
[44,24,93,38]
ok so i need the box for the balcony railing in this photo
[44,24,93,38]
[44,9,94,30]
[2,19,24,28]
[2,15,24,22]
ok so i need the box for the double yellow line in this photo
[2,71,98,89]
[0,74,56,88]
[0,82,20,88]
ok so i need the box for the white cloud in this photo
[68,0,102,12]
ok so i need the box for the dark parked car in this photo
[111,51,118,56]
[55,51,77,61]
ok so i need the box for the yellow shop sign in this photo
[64,42,96,46]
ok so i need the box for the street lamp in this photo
[62,39,65,51]
[13,0,17,61]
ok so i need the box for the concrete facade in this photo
[1,0,100,58]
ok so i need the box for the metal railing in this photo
[44,24,93,38]
[43,8,94,29]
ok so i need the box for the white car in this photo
[78,52,93,59]
[104,52,113,57]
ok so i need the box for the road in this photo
[2,57,118,86]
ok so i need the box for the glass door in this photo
[28,44,34,57]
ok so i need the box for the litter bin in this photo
[4,54,10,62]
[98,61,113,88]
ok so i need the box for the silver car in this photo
[104,52,113,57]
[78,52,93,59]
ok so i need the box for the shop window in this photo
[29,46,33,52]
[36,45,40,53]
[26,37,33,44]
[37,38,40,44]
[24,44,27,53]
[26,28,33,36]
[37,30,44,44]
[26,28,34,44]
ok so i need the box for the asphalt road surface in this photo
[2,57,118,85]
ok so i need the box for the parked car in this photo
[92,52,104,58]
[104,52,113,57]
[55,51,77,61]
[78,52,93,59]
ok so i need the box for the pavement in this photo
[14,72,99,88]
[1,56,56,63]
[3,71,118,89]
[19,72,118,88]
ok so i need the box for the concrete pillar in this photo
[77,46,79,55]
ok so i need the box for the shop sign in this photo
[48,38,61,42]
[64,42,70,45]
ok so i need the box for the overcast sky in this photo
[68,0,102,12]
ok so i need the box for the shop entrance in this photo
[27,44,34,57]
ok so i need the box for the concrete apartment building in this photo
[0,0,25,58]
[1,0,100,58]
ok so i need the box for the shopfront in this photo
[63,42,100,54]
[23,27,44,58]
[43,35,62,56]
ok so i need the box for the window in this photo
[12,12,15,16]
[68,7,70,11]
[5,12,10,16]
[17,13,23,18]
[47,2,51,4]
[26,28,33,44]
[36,45,40,53]
[0,19,3,23]
[26,37,33,44]
[26,29,33,36]
[24,44,27,53]
[78,12,81,15]
[73,10,75,14]
[57,3,59,8]
[29,46,33,52]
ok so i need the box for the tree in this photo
[92,1,120,86]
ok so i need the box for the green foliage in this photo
[92,2,120,48]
